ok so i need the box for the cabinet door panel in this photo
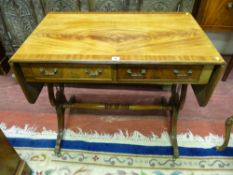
[197,0,233,31]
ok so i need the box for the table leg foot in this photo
[54,145,61,157]
[48,84,64,156]
[171,133,179,158]
[54,105,65,157]
[169,85,187,158]
[54,130,63,157]
[173,145,179,159]
[216,116,233,151]
[171,106,179,158]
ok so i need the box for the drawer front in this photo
[117,65,204,83]
[21,64,112,81]
[64,65,112,80]
[21,64,212,84]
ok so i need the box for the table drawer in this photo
[21,64,112,81]
[117,65,204,83]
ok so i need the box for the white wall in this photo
[207,32,233,55]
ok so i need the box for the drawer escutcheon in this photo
[84,69,103,77]
[40,68,58,76]
[127,69,147,78]
[173,69,193,78]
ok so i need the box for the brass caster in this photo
[54,145,62,157]
[173,146,179,159]
[216,145,225,152]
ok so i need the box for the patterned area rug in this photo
[1,123,233,175]
[17,148,233,175]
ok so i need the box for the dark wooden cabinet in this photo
[196,0,233,81]
[196,0,233,31]
[0,129,32,175]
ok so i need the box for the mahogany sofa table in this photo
[9,12,225,158]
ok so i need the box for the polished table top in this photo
[10,12,224,65]
[9,13,225,106]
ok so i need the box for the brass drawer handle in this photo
[84,69,103,77]
[173,69,192,78]
[40,68,58,76]
[127,69,146,78]
[227,2,233,9]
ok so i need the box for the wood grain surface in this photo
[0,129,31,175]
[10,13,224,65]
